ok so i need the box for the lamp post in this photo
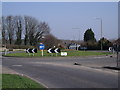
[96,18,103,50]
[72,28,81,42]
[72,28,81,50]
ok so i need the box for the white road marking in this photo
[12,65,23,67]
[93,56,108,59]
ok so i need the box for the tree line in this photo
[2,16,50,46]
[83,28,112,50]
[1,16,114,50]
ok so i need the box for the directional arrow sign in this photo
[26,48,37,53]
[54,48,61,53]
[47,48,60,53]
[26,48,30,53]
[32,48,35,53]
[47,48,53,53]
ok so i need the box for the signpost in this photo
[39,43,45,56]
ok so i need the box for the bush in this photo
[81,41,99,50]
[98,37,112,50]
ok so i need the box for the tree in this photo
[2,15,51,47]
[2,16,6,45]
[98,37,112,50]
[0,17,2,45]
[113,38,120,51]
[115,38,120,45]
[42,34,61,49]
[24,16,50,46]
[33,22,50,46]
[24,16,29,45]
[26,16,39,45]
[6,16,15,45]
[14,16,23,45]
[84,28,96,42]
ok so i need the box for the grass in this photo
[66,50,112,56]
[4,50,112,57]
[0,74,2,89]
[2,74,46,88]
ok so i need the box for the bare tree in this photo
[24,16,38,45]
[24,16,29,45]
[28,17,38,45]
[33,22,50,45]
[6,16,15,45]
[2,15,51,46]
[24,16,50,46]
[39,22,50,35]
[43,34,60,49]
[0,17,2,45]
[14,16,23,45]
[2,16,6,45]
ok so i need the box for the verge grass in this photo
[0,74,2,89]
[2,74,45,88]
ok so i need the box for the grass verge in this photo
[0,74,2,89]
[2,74,46,88]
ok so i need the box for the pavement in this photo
[2,55,119,88]
[2,66,19,74]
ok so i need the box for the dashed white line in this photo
[12,65,23,67]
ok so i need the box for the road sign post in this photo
[39,43,45,56]
[41,50,43,56]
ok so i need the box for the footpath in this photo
[1,66,19,74]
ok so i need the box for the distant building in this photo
[68,43,80,50]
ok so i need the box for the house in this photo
[68,43,80,50]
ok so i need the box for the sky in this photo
[2,2,118,41]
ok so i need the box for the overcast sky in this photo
[2,2,118,40]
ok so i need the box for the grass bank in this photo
[2,74,46,88]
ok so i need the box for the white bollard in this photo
[61,52,67,56]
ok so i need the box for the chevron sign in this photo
[26,48,37,53]
[47,48,61,53]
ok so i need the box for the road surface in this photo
[2,56,119,88]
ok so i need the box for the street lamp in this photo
[72,28,81,50]
[96,18,103,50]
[72,28,81,41]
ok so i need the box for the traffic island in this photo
[4,50,113,57]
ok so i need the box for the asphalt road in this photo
[2,56,119,88]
